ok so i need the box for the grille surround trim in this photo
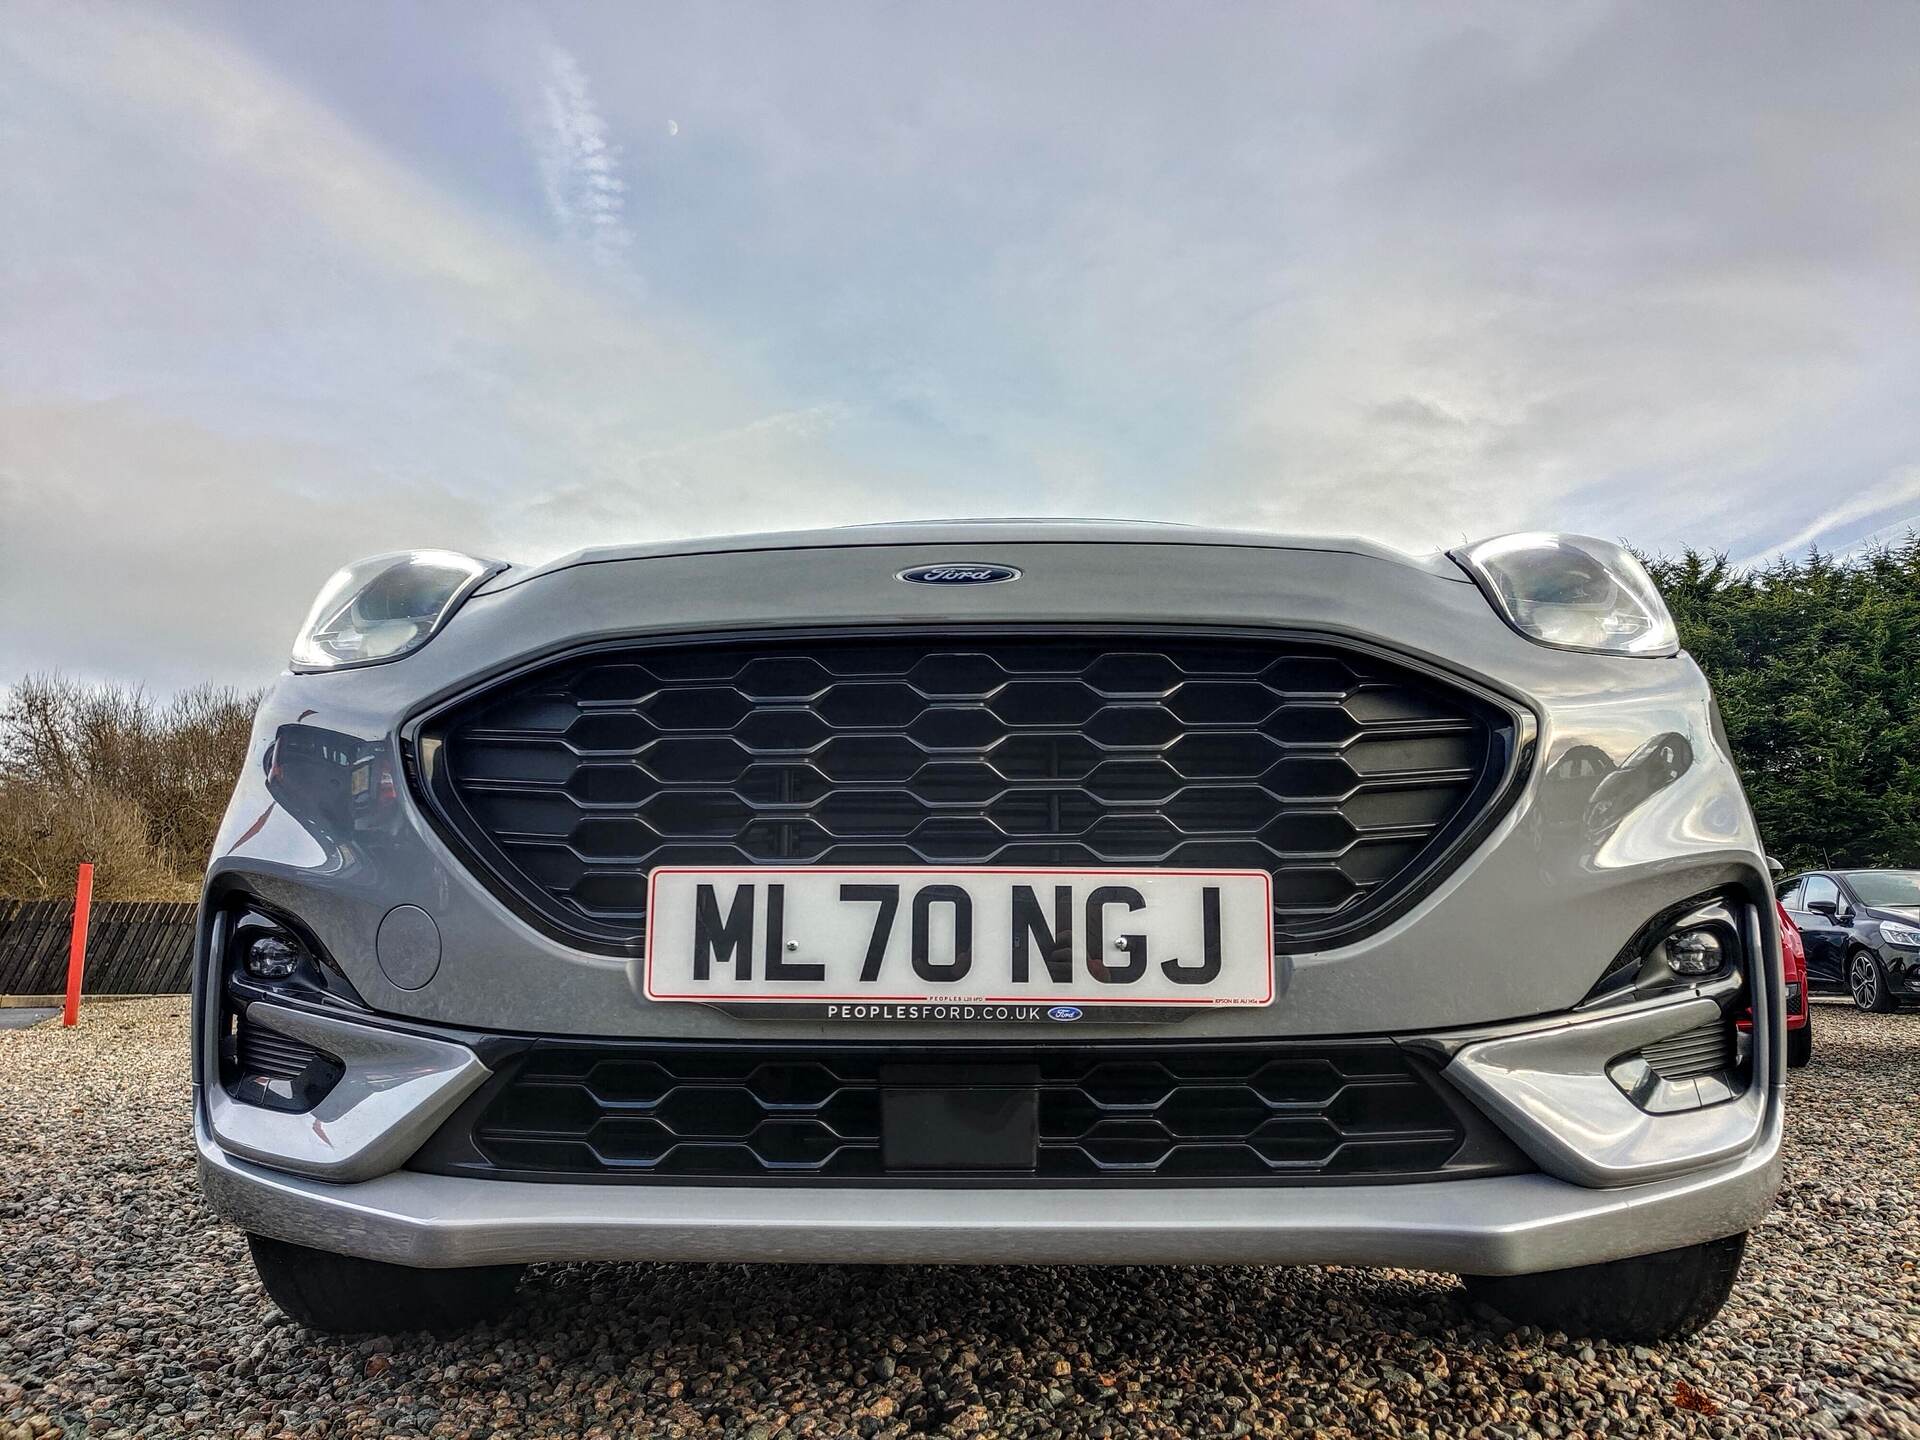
[408,625,1532,958]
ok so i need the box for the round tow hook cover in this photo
[376,904,442,990]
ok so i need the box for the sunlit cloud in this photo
[534,44,633,267]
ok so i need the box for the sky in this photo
[2,2,1918,692]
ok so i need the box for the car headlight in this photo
[291,550,496,669]
[1454,533,1678,656]
[1879,921,1920,949]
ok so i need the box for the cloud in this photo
[1740,465,1920,565]
[0,396,491,690]
[3,2,1918,689]
[533,44,633,267]
[0,7,906,687]
[0,392,888,690]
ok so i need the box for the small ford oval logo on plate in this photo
[1047,1005,1083,1022]
[898,562,1022,586]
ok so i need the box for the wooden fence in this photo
[0,898,198,996]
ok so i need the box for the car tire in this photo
[1462,1232,1746,1342]
[246,1234,524,1334]
[1849,948,1895,1013]
[1787,1021,1812,1068]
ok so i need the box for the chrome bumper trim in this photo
[205,1002,490,1183]
[1444,994,1766,1187]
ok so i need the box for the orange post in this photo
[62,863,94,1027]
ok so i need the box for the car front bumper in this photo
[197,954,1786,1274]
[195,1101,1781,1275]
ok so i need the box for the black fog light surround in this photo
[1646,900,1743,985]
[231,916,323,988]
[223,907,364,1009]
[1586,894,1748,1005]
[1593,894,1756,1114]
[219,908,354,1112]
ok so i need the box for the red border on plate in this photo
[641,865,1276,1005]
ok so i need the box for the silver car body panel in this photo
[198,521,1782,1271]
[471,520,1478,592]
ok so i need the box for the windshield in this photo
[1845,871,1920,908]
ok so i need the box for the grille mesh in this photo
[443,1042,1474,1182]
[237,1021,325,1082]
[425,632,1512,949]
[1641,1021,1735,1081]
[227,1011,343,1113]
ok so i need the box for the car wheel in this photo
[1786,1021,1812,1068]
[1849,949,1895,1013]
[246,1234,524,1334]
[1462,1232,1746,1342]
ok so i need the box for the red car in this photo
[1746,902,1812,1067]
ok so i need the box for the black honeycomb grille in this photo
[424,1041,1487,1183]
[421,631,1515,951]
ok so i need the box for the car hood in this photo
[476,518,1469,594]
[1867,906,1920,925]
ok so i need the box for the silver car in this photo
[194,521,1782,1340]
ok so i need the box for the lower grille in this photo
[238,1023,323,1082]
[225,1012,343,1113]
[411,1041,1518,1185]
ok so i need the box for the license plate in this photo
[642,866,1275,1007]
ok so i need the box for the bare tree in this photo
[0,674,261,898]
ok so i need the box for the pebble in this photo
[1,999,1916,1437]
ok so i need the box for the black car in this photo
[1778,870,1920,1012]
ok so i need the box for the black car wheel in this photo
[1463,1233,1747,1342]
[246,1234,524,1334]
[1786,1021,1812,1068]
[1849,949,1894,1013]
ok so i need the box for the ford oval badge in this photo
[898,562,1022,586]
[1047,1005,1083,1022]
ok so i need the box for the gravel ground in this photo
[2,1000,1916,1440]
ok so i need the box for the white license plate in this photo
[643,866,1275,1007]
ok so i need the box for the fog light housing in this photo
[1667,928,1726,976]
[222,906,366,1011]
[243,933,305,980]
[1584,893,1750,1004]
